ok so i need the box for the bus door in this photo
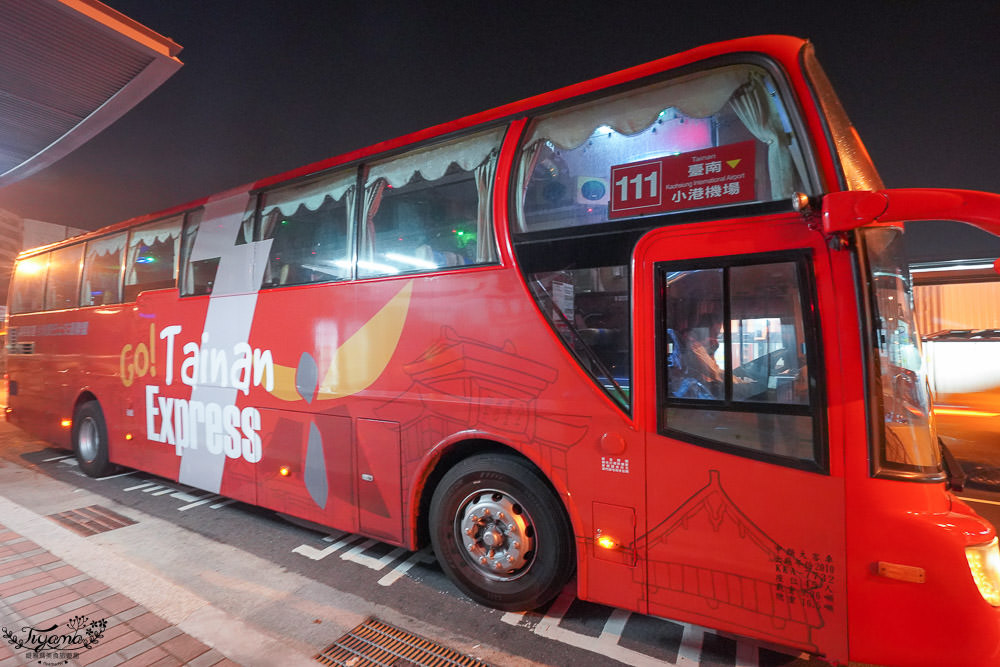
[634,214,849,661]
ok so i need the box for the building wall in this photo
[914,282,1000,336]
[0,208,86,307]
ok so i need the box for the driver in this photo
[682,316,753,398]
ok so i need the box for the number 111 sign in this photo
[608,141,756,219]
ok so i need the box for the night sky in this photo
[1,1,997,260]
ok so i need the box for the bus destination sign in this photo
[609,141,755,218]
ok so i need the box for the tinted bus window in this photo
[43,244,84,311]
[9,254,48,314]
[124,215,183,301]
[660,256,822,469]
[81,233,126,306]
[359,127,505,278]
[259,170,356,287]
[516,65,809,232]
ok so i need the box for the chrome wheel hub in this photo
[77,417,99,463]
[458,489,534,581]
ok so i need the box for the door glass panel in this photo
[660,256,822,469]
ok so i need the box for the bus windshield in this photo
[861,227,942,478]
[516,63,812,233]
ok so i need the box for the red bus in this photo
[6,35,1000,665]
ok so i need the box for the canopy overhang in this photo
[0,0,182,188]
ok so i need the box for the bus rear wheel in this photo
[72,401,116,478]
[429,454,574,611]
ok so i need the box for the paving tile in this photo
[146,625,182,646]
[116,605,148,622]
[0,571,52,596]
[98,592,138,615]
[128,612,171,638]
[186,649,227,667]
[16,588,78,617]
[0,559,40,578]
[28,552,61,566]
[88,587,115,602]
[119,646,169,667]
[159,633,210,663]
[77,629,145,665]
[9,539,41,553]
[94,619,133,643]
[71,578,109,597]
[117,637,156,660]
[44,564,84,581]
[40,603,104,630]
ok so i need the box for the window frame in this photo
[42,242,84,312]
[123,214,184,301]
[9,252,49,314]
[655,249,828,474]
[358,126,506,279]
[80,231,128,306]
[253,168,359,290]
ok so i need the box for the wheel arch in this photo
[73,389,99,416]
[411,435,579,556]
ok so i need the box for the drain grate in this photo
[48,505,137,536]
[315,618,490,667]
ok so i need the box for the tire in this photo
[429,454,575,611]
[72,401,117,478]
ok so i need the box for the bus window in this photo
[124,215,183,301]
[516,65,809,232]
[529,265,631,407]
[178,210,214,296]
[80,233,126,306]
[9,254,48,314]
[359,127,505,278]
[43,243,84,311]
[258,169,356,287]
[660,255,822,468]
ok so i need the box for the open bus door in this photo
[633,209,851,661]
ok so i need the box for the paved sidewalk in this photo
[0,523,235,666]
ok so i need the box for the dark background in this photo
[1,1,997,260]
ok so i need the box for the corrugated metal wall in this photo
[915,282,1000,336]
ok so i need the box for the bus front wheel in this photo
[72,401,116,478]
[429,454,574,611]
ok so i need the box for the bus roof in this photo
[20,34,821,258]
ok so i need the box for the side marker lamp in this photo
[278,466,292,477]
[596,530,618,550]
[966,537,1000,606]
[60,418,72,429]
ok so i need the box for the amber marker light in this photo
[278,465,292,477]
[60,418,72,429]
[596,530,618,550]
[966,537,1000,606]
[125,433,133,441]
